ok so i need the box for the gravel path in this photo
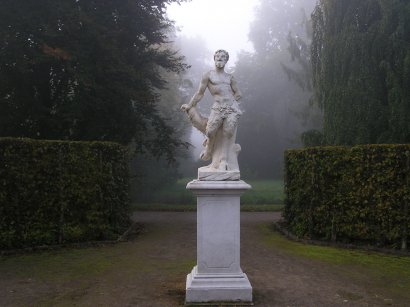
[1,211,406,306]
[130,212,402,306]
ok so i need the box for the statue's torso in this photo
[208,70,235,102]
[207,70,241,116]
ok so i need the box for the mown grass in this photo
[0,244,195,281]
[132,178,284,211]
[260,224,410,299]
[0,234,195,306]
[242,179,284,204]
[0,247,119,282]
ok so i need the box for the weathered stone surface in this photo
[186,266,252,303]
[198,167,240,181]
[181,50,243,179]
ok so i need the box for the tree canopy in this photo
[0,0,187,159]
[235,0,318,178]
[312,0,410,145]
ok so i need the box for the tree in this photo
[312,0,410,145]
[234,0,318,178]
[281,5,323,146]
[249,0,316,56]
[129,34,209,202]
[129,66,193,202]
[0,0,187,160]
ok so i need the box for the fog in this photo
[168,0,321,179]
[167,0,258,160]
[167,0,258,65]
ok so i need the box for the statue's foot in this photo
[199,148,211,161]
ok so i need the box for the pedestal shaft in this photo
[197,194,240,274]
[185,180,253,304]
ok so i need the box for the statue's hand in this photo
[180,104,191,112]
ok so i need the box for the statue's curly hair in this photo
[214,49,229,61]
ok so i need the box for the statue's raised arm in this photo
[181,49,243,181]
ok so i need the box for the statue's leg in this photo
[200,110,222,161]
[217,113,239,170]
[223,113,239,139]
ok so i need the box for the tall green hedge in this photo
[0,138,130,249]
[284,145,410,249]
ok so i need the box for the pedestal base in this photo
[186,266,252,303]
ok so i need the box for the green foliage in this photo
[284,145,410,249]
[312,0,410,144]
[0,0,187,161]
[0,138,130,249]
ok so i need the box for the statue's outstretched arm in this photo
[181,73,209,111]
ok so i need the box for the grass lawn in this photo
[132,178,284,212]
[0,237,195,306]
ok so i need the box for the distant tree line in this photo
[0,0,188,161]
[312,0,410,145]
[234,0,319,179]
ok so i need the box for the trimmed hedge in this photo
[284,145,410,249]
[0,138,130,249]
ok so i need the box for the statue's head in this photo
[214,49,229,61]
[214,49,229,68]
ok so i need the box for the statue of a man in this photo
[181,49,243,180]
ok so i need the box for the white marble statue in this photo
[181,49,243,180]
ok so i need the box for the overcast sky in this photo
[166,0,260,65]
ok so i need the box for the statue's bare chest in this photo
[209,71,231,86]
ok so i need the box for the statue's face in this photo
[214,52,227,68]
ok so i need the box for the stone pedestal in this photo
[185,180,253,304]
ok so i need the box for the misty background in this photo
[132,0,322,201]
[2,0,408,204]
